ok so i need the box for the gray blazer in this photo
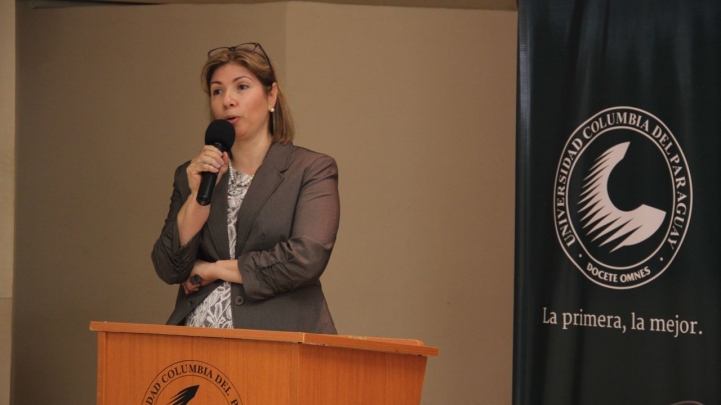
[152,142,339,333]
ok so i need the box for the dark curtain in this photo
[514,2,721,404]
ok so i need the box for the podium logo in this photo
[142,360,243,405]
[169,385,198,405]
[553,107,692,289]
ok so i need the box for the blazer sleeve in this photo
[151,162,202,285]
[238,154,340,301]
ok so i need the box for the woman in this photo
[151,43,339,334]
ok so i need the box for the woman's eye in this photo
[238,84,249,90]
[211,89,222,96]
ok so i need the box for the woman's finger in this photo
[184,282,197,295]
[191,161,220,173]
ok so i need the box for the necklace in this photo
[228,165,253,196]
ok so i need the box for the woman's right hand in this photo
[186,146,230,195]
[177,146,229,245]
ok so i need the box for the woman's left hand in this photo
[183,260,218,295]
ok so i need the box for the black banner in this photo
[514,2,721,404]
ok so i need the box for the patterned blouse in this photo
[185,166,253,328]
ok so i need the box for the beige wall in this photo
[1,0,16,404]
[14,2,516,404]
[284,4,517,403]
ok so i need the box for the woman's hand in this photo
[183,260,219,295]
[186,146,230,195]
[177,147,230,246]
[182,259,243,295]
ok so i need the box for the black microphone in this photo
[196,119,235,206]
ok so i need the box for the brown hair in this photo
[201,45,294,144]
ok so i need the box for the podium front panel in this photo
[99,332,296,405]
[92,323,436,405]
[298,344,427,405]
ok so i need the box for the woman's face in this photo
[209,63,277,143]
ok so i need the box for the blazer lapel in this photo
[206,169,231,260]
[235,142,291,254]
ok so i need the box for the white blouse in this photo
[185,166,253,328]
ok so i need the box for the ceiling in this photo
[29,0,518,11]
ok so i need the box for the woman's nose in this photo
[223,92,237,108]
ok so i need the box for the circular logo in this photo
[142,360,243,405]
[553,107,692,289]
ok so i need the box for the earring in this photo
[270,107,275,113]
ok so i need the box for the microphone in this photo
[196,119,235,206]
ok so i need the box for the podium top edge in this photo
[90,321,439,357]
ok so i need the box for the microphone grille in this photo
[204,119,236,149]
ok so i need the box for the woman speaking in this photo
[151,43,339,334]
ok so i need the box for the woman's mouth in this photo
[226,116,240,124]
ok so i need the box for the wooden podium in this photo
[90,322,438,405]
